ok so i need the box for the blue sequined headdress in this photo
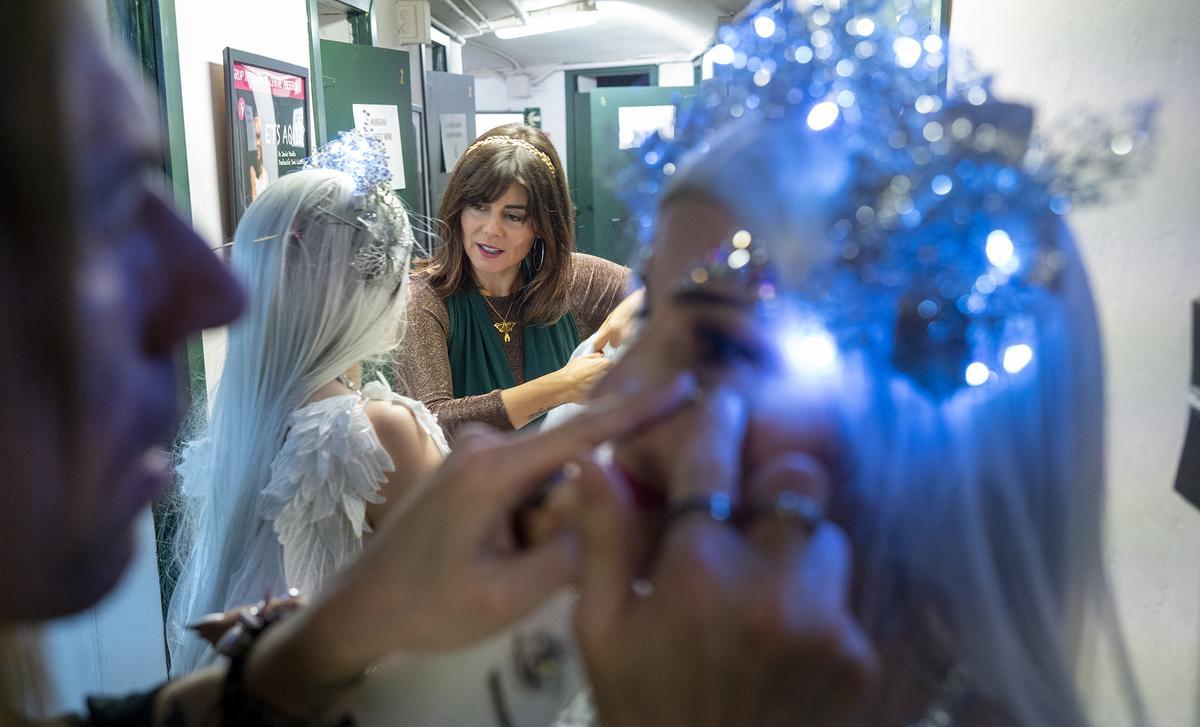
[627,0,1154,398]
[302,130,416,289]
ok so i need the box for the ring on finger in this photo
[665,492,735,527]
[740,490,824,536]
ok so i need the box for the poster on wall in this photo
[223,48,310,227]
[352,103,407,189]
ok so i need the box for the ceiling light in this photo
[494,10,600,39]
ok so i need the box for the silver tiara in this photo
[302,130,415,288]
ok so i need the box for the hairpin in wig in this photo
[302,130,416,288]
[627,0,1155,398]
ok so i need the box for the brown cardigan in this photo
[395,253,629,439]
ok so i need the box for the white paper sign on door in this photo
[618,105,676,150]
[352,103,406,189]
[439,112,468,172]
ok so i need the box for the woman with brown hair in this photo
[399,124,639,439]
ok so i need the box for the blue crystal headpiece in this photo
[627,0,1154,398]
[303,130,414,288]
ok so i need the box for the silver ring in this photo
[744,491,824,535]
[666,492,735,526]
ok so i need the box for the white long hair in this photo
[669,121,1145,725]
[165,169,415,675]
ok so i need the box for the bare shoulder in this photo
[364,399,437,465]
[362,398,444,524]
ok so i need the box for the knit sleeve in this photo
[394,277,512,440]
[567,253,631,340]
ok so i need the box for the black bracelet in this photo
[219,601,356,727]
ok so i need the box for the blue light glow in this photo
[1002,344,1034,373]
[754,15,776,39]
[807,101,840,131]
[709,43,735,65]
[985,229,1015,268]
[893,37,922,68]
[852,17,876,36]
[782,325,839,375]
[965,362,990,387]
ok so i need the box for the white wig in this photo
[166,169,415,675]
[666,121,1144,725]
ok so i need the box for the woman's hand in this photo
[241,375,697,718]
[557,352,612,404]
[593,288,644,352]
[574,388,876,727]
[500,352,612,428]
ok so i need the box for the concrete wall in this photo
[951,2,1200,724]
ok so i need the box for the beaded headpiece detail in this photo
[302,130,415,288]
[626,0,1154,398]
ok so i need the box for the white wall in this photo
[472,59,697,179]
[951,2,1200,724]
[474,72,568,160]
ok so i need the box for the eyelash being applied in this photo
[694,322,764,369]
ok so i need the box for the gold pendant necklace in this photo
[482,293,517,344]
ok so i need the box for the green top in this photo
[446,289,580,421]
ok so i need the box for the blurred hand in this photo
[558,352,612,404]
[187,591,306,650]
[574,388,876,727]
[242,375,697,718]
[593,288,644,352]
[321,373,696,654]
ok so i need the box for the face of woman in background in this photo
[0,18,244,619]
[595,195,842,511]
[459,182,537,284]
[254,114,264,166]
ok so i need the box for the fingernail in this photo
[186,612,227,630]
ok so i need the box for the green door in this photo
[574,86,696,265]
[319,40,419,214]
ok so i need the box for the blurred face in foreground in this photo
[0,16,243,619]
[595,195,843,522]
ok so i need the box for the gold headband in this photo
[464,135,557,177]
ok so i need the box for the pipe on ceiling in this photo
[502,0,531,24]
[441,0,484,34]
[472,41,523,70]
[459,0,496,31]
[430,16,471,43]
